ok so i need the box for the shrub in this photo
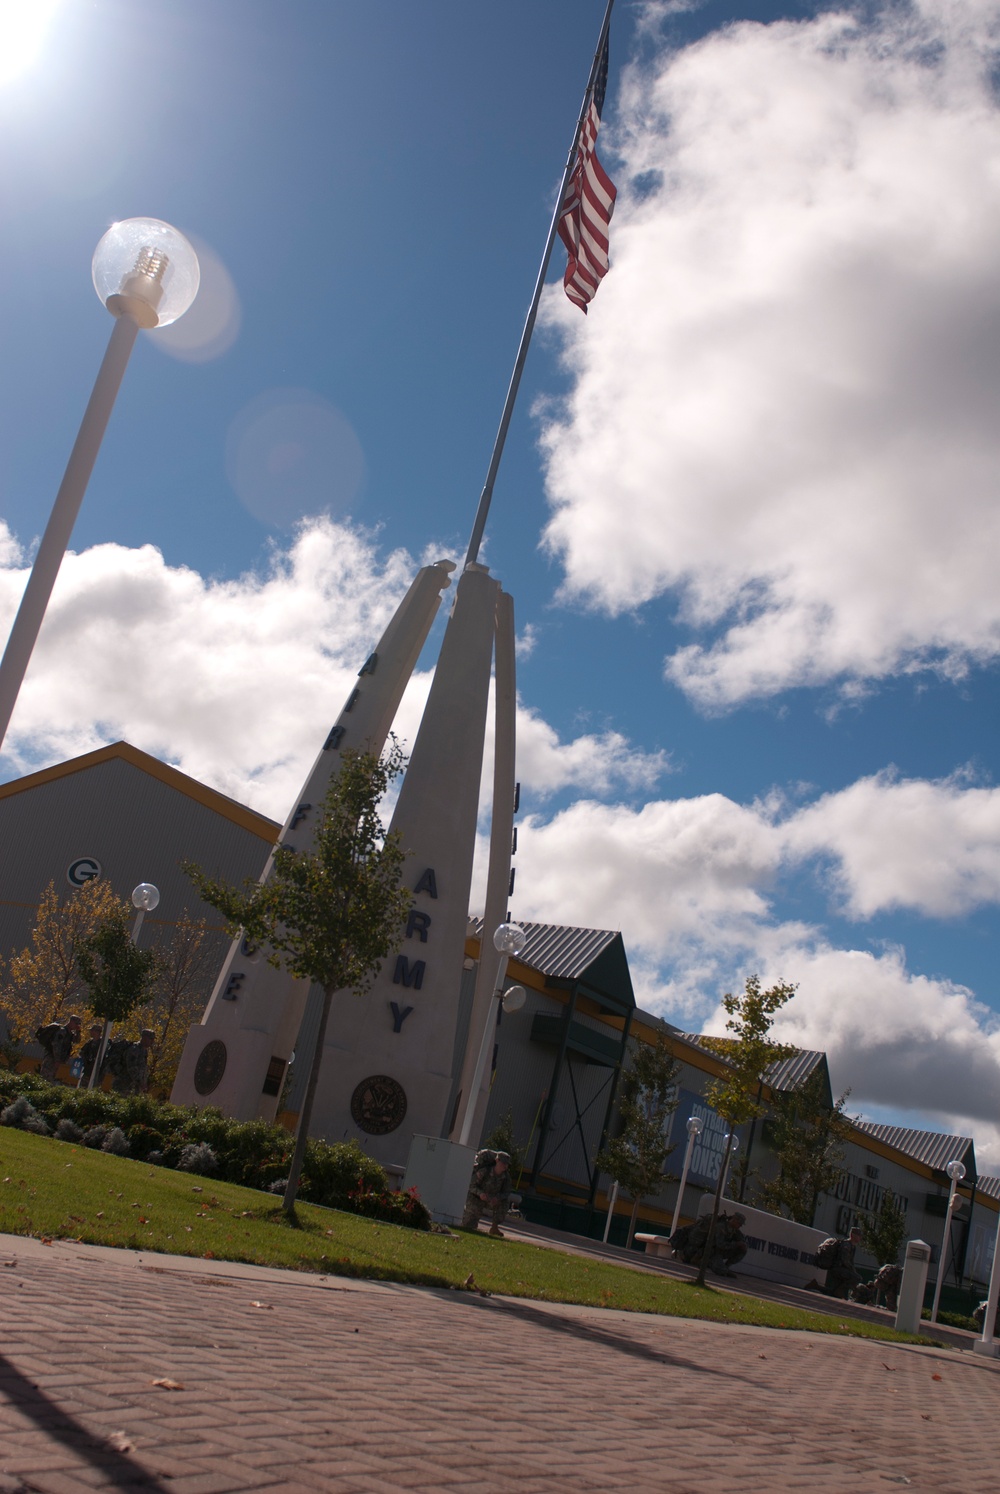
[83,1125,110,1149]
[101,1127,130,1156]
[178,1142,218,1175]
[1,1096,50,1135]
[54,1118,84,1143]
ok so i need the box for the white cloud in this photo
[784,769,1000,917]
[540,0,1000,705]
[0,518,419,818]
[0,519,664,823]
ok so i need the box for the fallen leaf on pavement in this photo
[931,1373,942,1381]
[881,1363,896,1372]
[151,1378,184,1391]
[250,1301,273,1310]
[40,1237,53,1246]
[107,1431,133,1452]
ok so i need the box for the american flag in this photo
[558,34,617,313]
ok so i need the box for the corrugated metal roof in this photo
[675,1036,827,1096]
[764,1049,828,1094]
[974,1175,1000,1201]
[472,919,618,981]
[856,1120,976,1177]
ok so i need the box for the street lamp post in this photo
[87,881,160,1091]
[670,1115,704,1238]
[0,219,199,752]
[456,922,527,1148]
[929,1159,966,1324]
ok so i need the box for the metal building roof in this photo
[471,919,635,1013]
[855,1121,976,1179]
[675,1036,828,1098]
[473,919,617,981]
[974,1175,1000,1201]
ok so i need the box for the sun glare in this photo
[0,0,61,87]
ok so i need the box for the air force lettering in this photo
[170,561,456,1119]
[303,564,504,1162]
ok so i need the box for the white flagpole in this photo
[463,0,616,570]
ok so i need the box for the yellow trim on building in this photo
[0,741,279,842]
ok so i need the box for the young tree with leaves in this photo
[186,743,411,1217]
[596,1033,680,1248]
[696,975,797,1286]
[77,907,159,1089]
[754,1067,852,1226]
[861,1187,908,1266]
[1,878,125,1047]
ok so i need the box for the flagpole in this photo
[463,0,616,570]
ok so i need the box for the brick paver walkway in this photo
[1,1233,997,1492]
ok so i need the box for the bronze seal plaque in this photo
[193,1039,227,1096]
[350,1074,407,1135]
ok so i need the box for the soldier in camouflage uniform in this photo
[672,1211,748,1277]
[112,1030,155,1095]
[461,1149,512,1238]
[824,1227,862,1299]
[35,1015,81,1083]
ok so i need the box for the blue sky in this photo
[2,0,1000,1160]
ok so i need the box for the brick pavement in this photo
[1,1233,998,1493]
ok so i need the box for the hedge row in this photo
[0,1071,430,1231]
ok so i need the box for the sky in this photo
[2,0,1000,1163]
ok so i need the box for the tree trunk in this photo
[696,1132,734,1288]
[282,984,334,1217]
[626,1197,640,1249]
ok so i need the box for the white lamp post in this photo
[973,1217,1000,1357]
[929,1159,966,1324]
[456,922,527,1147]
[670,1115,704,1238]
[87,880,160,1090]
[0,219,199,751]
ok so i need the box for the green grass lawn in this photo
[0,1128,930,1344]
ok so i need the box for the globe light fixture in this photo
[0,220,200,751]
[502,984,526,1013]
[670,1114,706,1238]
[930,1158,967,1323]
[93,218,200,328]
[131,882,161,912]
[493,921,527,957]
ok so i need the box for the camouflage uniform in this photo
[672,1211,748,1276]
[112,1033,154,1095]
[36,1018,80,1083]
[872,1262,902,1310]
[461,1149,512,1237]
[824,1233,861,1300]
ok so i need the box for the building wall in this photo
[0,748,277,992]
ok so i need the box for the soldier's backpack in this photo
[816,1237,839,1269]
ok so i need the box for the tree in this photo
[754,1067,852,1225]
[118,912,222,1093]
[186,743,411,1216]
[596,1033,680,1248]
[861,1188,908,1266]
[696,975,797,1286]
[77,907,159,1088]
[1,878,125,1047]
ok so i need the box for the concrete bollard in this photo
[894,1239,931,1335]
